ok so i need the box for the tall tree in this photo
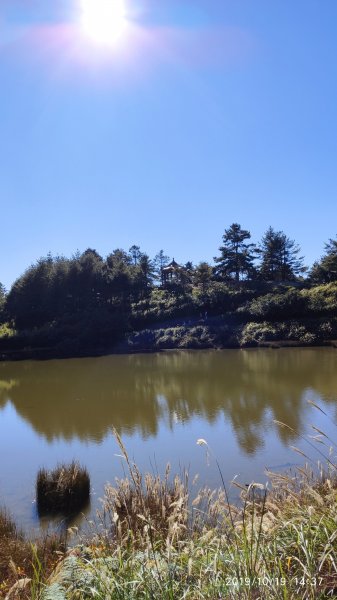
[310,237,337,282]
[135,254,156,297]
[6,255,56,328]
[258,227,305,281]
[0,282,6,321]
[104,249,133,306]
[129,245,142,266]
[194,262,213,292]
[214,223,256,282]
[154,250,170,285]
[0,283,6,305]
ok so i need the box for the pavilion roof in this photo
[162,259,183,271]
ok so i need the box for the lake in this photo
[1,348,337,533]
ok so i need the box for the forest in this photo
[1,223,337,358]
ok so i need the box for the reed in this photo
[50,431,337,599]
[36,461,90,516]
[4,419,337,599]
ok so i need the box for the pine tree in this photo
[129,245,142,266]
[154,250,170,285]
[0,283,5,304]
[194,262,213,292]
[136,254,156,296]
[310,237,337,282]
[258,227,305,281]
[0,283,6,321]
[214,223,256,282]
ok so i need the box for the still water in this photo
[1,348,337,532]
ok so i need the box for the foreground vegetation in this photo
[0,224,337,359]
[0,509,65,599]
[2,428,337,599]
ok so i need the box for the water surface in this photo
[1,348,337,532]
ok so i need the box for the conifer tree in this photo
[154,250,170,285]
[258,227,305,281]
[214,223,256,282]
[310,237,337,282]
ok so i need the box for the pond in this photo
[1,348,337,533]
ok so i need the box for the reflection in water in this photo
[38,499,91,533]
[1,349,337,455]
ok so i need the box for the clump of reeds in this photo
[36,461,90,516]
[101,428,188,545]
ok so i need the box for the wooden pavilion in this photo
[162,259,185,284]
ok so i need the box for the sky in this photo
[1,0,337,290]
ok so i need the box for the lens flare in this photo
[81,0,127,44]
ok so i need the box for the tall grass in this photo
[44,426,337,599]
[3,416,337,599]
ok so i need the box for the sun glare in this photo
[81,0,127,45]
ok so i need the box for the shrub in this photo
[287,323,317,344]
[303,282,337,315]
[240,321,282,345]
[242,289,308,321]
[36,462,90,516]
[0,323,15,338]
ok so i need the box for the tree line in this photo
[0,224,336,333]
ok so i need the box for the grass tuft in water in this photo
[36,462,90,516]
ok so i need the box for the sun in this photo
[81,0,127,45]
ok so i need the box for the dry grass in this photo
[4,422,337,599]
[98,428,188,547]
[0,508,65,599]
[36,462,90,516]
[48,430,337,599]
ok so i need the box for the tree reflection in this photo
[0,348,337,455]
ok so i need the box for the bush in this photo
[0,323,15,338]
[36,462,90,515]
[303,282,337,315]
[242,289,308,321]
[240,322,282,345]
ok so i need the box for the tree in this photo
[0,282,6,322]
[77,249,104,307]
[135,254,156,297]
[194,262,213,292]
[104,249,133,307]
[0,283,6,306]
[154,250,170,285]
[214,223,256,282]
[310,237,337,282]
[129,245,142,266]
[6,255,56,328]
[258,227,306,281]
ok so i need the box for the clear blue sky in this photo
[1,0,337,290]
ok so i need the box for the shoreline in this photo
[2,457,337,598]
[1,336,337,362]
